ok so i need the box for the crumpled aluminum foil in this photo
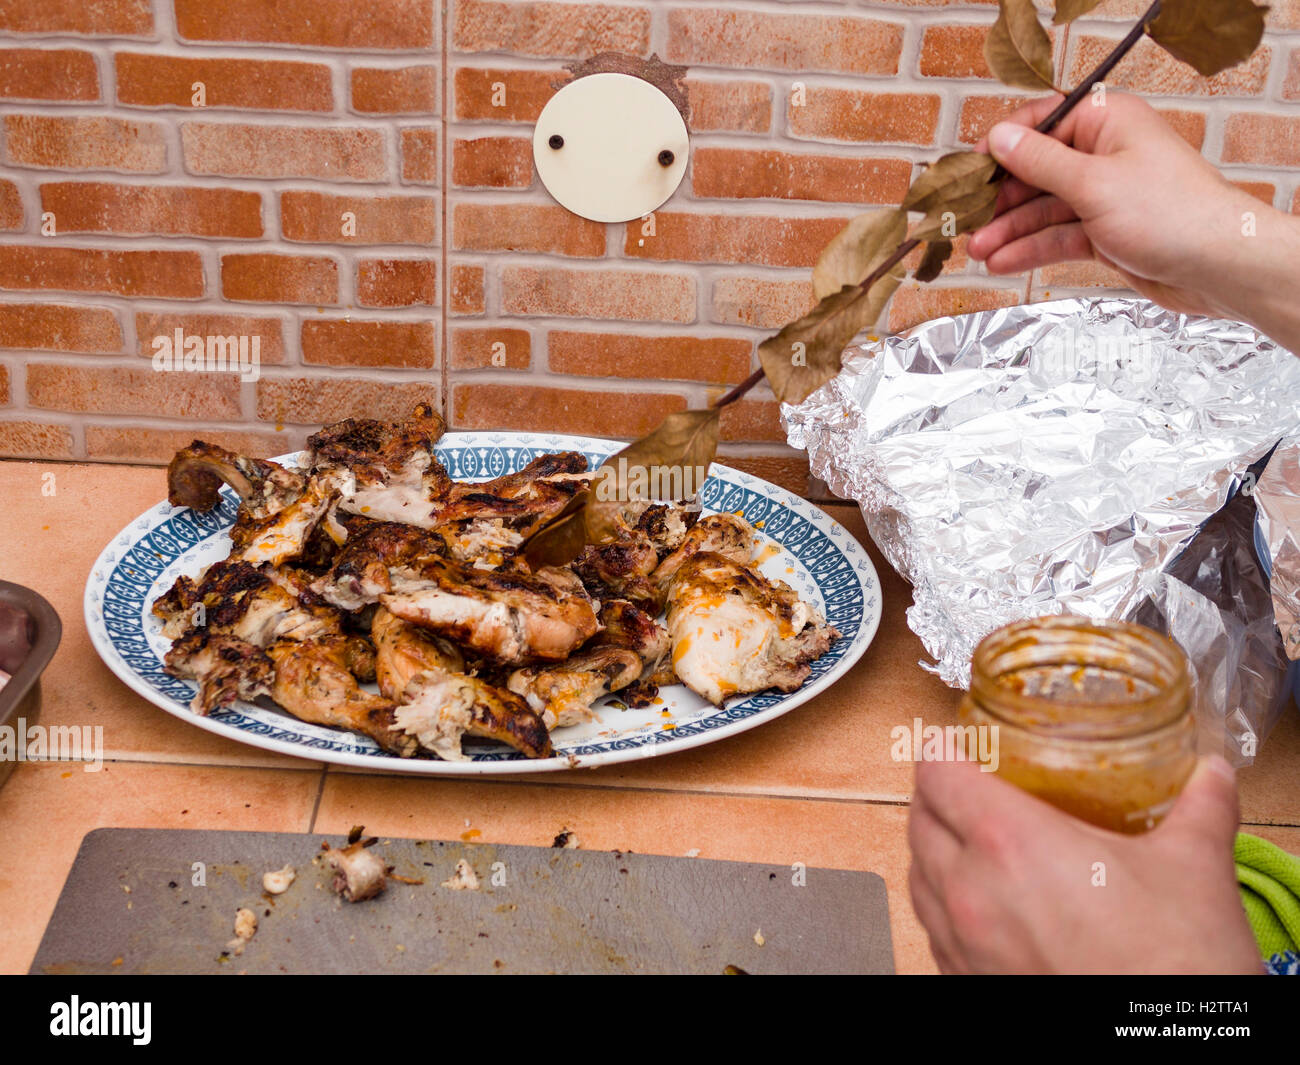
[786,297,1300,765]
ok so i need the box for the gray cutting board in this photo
[31,828,893,975]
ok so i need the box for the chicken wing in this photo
[167,441,306,517]
[666,552,839,706]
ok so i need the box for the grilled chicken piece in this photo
[371,607,553,760]
[153,560,341,645]
[311,520,447,611]
[267,636,416,757]
[666,553,838,706]
[506,647,643,728]
[167,441,306,517]
[655,512,757,584]
[230,468,351,568]
[574,533,661,612]
[371,605,464,700]
[589,598,674,708]
[163,631,274,714]
[615,501,698,558]
[381,557,600,665]
[310,402,451,526]
[433,452,591,565]
[394,672,553,761]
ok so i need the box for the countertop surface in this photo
[2,459,1299,975]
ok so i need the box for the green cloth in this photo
[1235,832,1300,960]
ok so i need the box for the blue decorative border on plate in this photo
[92,439,873,763]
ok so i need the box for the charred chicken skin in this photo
[163,631,273,714]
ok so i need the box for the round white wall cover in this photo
[533,71,689,224]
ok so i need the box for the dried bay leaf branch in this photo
[812,208,908,301]
[985,0,1058,92]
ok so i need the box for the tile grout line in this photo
[439,2,450,425]
[307,765,328,833]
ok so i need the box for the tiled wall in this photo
[1,0,1298,494]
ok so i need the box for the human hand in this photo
[908,755,1262,974]
[967,93,1284,323]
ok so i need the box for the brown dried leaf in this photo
[1146,0,1268,77]
[909,185,1000,244]
[1052,0,1104,25]
[521,490,590,569]
[903,152,999,217]
[985,0,1057,92]
[914,239,954,283]
[758,271,904,406]
[812,207,908,301]
[585,409,720,545]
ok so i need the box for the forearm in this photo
[1208,204,1300,355]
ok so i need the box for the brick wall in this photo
[1,0,1298,495]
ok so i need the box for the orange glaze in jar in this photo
[958,616,1197,834]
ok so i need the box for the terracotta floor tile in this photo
[313,773,934,974]
[0,462,318,769]
[0,760,321,974]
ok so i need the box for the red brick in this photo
[691,148,911,205]
[788,89,941,145]
[548,330,751,384]
[450,264,484,314]
[40,182,263,238]
[919,25,996,79]
[257,378,438,426]
[352,65,438,113]
[888,285,1022,333]
[357,258,437,307]
[452,383,685,436]
[4,114,165,172]
[175,0,435,49]
[1037,262,1133,291]
[182,123,386,181]
[1292,189,1300,215]
[85,425,289,463]
[302,319,437,369]
[0,303,122,352]
[452,136,532,188]
[221,253,338,305]
[502,266,694,322]
[449,327,530,369]
[401,127,439,183]
[1231,181,1275,207]
[625,212,849,268]
[1156,109,1207,150]
[667,9,902,75]
[0,365,8,404]
[1285,49,1300,100]
[716,451,808,496]
[957,95,1034,144]
[115,53,332,112]
[0,179,20,230]
[281,190,437,244]
[454,0,651,58]
[0,0,152,36]
[719,400,785,443]
[686,78,771,133]
[0,49,98,101]
[0,246,203,298]
[0,421,75,459]
[452,202,602,256]
[26,364,241,418]
[711,277,814,329]
[1222,115,1300,168]
[1068,35,1270,97]
[453,66,561,121]
[135,312,286,363]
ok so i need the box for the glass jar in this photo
[959,616,1197,834]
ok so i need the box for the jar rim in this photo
[968,615,1192,739]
